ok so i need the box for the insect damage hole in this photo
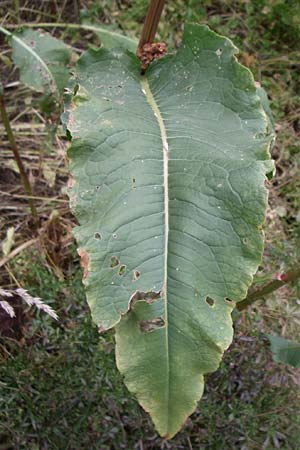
[110,256,119,268]
[206,297,215,307]
[139,317,165,333]
[225,298,235,305]
[118,265,126,276]
[133,270,140,281]
[94,232,102,240]
[129,290,161,309]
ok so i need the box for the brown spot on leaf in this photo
[67,175,74,189]
[77,248,89,279]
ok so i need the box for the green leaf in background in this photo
[11,29,73,95]
[267,334,300,368]
[64,24,274,438]
[82,21,138,53]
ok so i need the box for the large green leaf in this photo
[267,334,300,368]
[8,28,73,95]
[64,24,273,438]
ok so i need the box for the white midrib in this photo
[140,76,170,426]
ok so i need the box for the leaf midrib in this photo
[140,75,170,427]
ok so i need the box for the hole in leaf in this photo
[95,185,101,190]
[139,317,165,333]
[119,265,126,276]
[206,297,215,307]
[216,48,223,56]
[133,270,140,281]
[94,232,101,240]
[110,256,119,268]
[225,298,234,305]
[130,290,160,306]
[242,237,248,244]
[112,233,117,239]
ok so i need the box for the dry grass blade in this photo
[16,288,58,320]
[0,287,13,297]
[0,299,15,317]
[0,238,38,268]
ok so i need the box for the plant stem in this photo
[0,87,37,218]
[138,0,165,51]
[237,268,300,311]
[14,0,20,23]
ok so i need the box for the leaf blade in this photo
[10,28,73,95]
[64,24,274,437]
[267,334,300,368]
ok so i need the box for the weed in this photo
[0,0,300,448]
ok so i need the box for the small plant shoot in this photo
[64,23,274,437]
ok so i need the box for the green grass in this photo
[1,0,300,448]
[1,257,299,449]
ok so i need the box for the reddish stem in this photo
[237,268,300,311]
